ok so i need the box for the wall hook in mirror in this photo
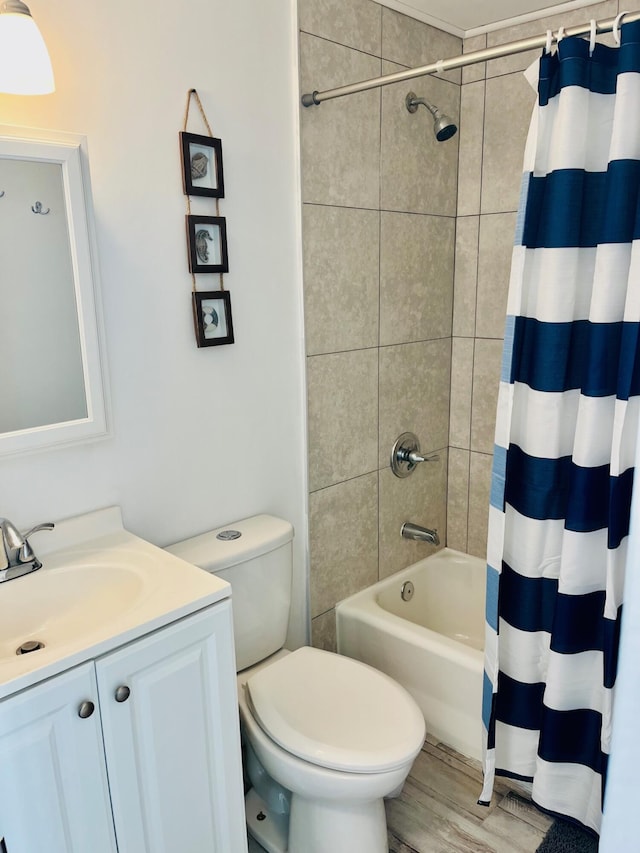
[32,201,50,214]
[0,190,4,197]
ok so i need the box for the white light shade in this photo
[0,5,54,95]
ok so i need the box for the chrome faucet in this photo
[401,522,440,546]
[0,518,54,583]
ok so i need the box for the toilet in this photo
[167,515,425,853]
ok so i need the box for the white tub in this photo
[336,548,485,762]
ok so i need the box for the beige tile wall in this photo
[448,27,533,558]
[298,0,460,650]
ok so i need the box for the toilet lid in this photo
[245,647,425,773]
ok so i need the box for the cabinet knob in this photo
[115,685,130,703]
[78,700,95,718]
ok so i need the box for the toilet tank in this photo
[166,515,294,671]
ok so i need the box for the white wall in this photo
[0,0,309,646]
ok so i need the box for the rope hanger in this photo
[183,88,224,292]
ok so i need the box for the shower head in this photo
[405,91,457,142]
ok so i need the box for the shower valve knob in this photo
[406,449,439,465]
[391,432,439,478]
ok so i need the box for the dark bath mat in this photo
[536,819,599,853]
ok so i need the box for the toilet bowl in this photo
[239,646,425,853]
[166,515,426,853]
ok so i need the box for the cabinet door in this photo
[0,662,117,853]
[96,603,247,853]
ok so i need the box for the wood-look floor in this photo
[386,734,552,852]
[247,734,553,853]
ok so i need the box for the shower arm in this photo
[301,10,640,107]
[405,95,437,116]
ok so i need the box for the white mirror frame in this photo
[0,126,109,456]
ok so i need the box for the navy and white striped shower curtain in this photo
[481,21,640,834]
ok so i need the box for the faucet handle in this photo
[19,523,54,562]
[23,522,55,539]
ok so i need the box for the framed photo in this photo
[180,131,225,198]
[193,291,234,347]
[186,215,229,274]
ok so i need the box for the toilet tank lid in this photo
[166,514,293,572]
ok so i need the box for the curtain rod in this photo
[301,10,640,107]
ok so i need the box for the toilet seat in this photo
[245,647,425,773]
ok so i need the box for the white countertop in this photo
[0,507,230,700]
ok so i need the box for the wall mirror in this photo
[0,126,108,456]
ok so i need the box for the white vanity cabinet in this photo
[0,662,117,853]
[0,602,247,853]
[96,601,246,852]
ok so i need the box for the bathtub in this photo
[336,548,485,762]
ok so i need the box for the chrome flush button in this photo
[216,529,242,541]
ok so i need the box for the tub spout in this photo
[401,522,440,546]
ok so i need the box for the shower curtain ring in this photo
[589,19,597,56]
[613,11,628,45]
[545,30,553,54]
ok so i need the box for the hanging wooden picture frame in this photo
[192,290,234,347]
[180,131,225,198]
[186,214,229,274]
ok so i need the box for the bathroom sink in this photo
[0,562,146,660]
[0,506,231,700]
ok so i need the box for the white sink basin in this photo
[0,506,230,700]
[1,563,146,659]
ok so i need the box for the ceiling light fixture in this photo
[0,0,54,95]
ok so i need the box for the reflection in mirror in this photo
[0,128,108,455]
[0,159,87,431]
